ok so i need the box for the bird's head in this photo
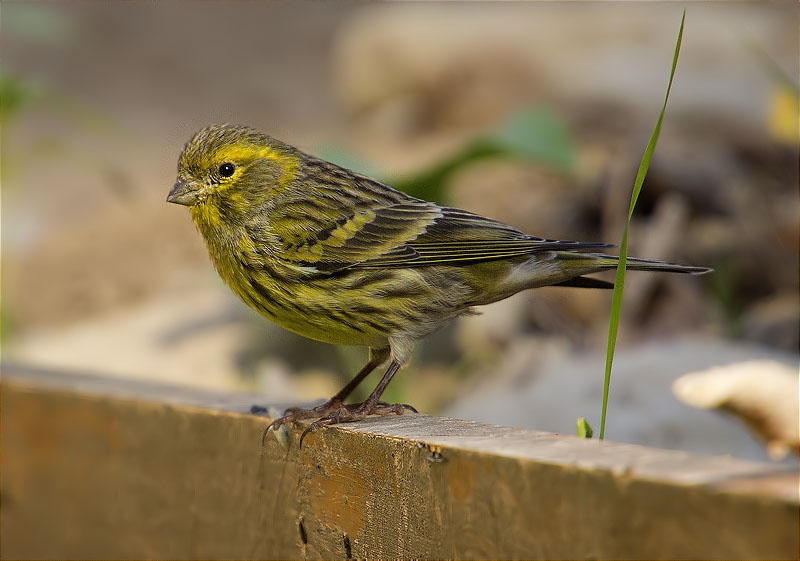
[168,124,300,227]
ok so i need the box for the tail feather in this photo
[558,252,712,275]
[616,255,712,275]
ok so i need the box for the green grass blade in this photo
[599,10,685,440]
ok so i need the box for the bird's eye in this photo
[219,162,235,177]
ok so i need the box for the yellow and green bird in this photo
[168,124,709,438]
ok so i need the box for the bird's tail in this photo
[551,252,711,289]
[560,252,711,274]
[617,254,710,274]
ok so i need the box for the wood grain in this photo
[2,363,797,559]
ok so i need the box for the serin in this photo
[168,124,710,441]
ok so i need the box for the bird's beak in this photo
[167,179,199,206]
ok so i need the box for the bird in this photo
[167,123,710,443]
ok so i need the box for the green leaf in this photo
[600,10,685,440]
[0,74,44,118]
[390,105,577,203]
[316,106,577,204]
[576,417,594,439]
[492,106,577,172]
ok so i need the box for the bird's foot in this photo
[261,398,348,444]
[299,400,417,447]
[261,397,417,447]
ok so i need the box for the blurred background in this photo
[3,3,798,462]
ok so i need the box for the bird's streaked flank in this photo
[168,124,710,443]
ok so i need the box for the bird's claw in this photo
[261,400,417,447]
[260,399,345,445]
[297,401,415,447]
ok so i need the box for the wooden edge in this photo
[3,361,799,559]
[4,360,797,501]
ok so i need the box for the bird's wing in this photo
[362,206,612,269]
[272,200,442,273]
[275,201,610,274]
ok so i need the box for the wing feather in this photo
[275,200,611,274]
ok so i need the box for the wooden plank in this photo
[2,363,798,560]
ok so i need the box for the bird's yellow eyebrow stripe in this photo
[215,145,280,163]
[214,144,299,190]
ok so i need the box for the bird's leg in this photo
[300,360,416,446]
[262,350,387,441]
[350,360,404,415]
